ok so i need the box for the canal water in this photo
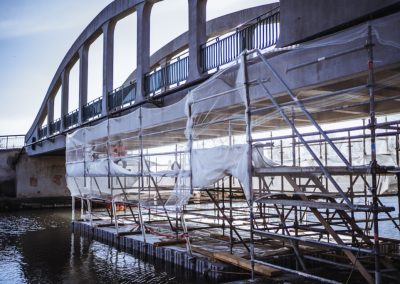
[0,209,200,284]
[0,197,399,283]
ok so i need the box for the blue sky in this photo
[0,0,272,135]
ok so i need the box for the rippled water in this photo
[0,197,399,283]
[0,209,197,284]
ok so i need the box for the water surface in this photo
[0,209,193,284]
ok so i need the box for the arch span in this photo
[26,0,280,153]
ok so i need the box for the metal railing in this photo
[145,53,189,95]
[49,117,61,135]
[38,125,48,140]
[64,109,79,129]
[108,81,137,111]
[0,135,25,149]
[83,97,102,122]
[201,8,280,73]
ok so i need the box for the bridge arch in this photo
[26,0,280,154]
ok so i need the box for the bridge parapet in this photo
[0,135,25,150]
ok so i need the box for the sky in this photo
[0,0,275,136]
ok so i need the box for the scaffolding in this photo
[66,15,400,284]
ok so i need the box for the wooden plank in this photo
[192,247,280,277]
[153,239,187,247]
[209,233,235,242]
[117,231,143,236]
[96,223,125,227]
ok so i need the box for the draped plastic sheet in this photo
[181,56,257,201]
[66,12,400,203]
[66,100,190,208]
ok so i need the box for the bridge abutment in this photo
[0,150,19,198]
[15,153,68,198]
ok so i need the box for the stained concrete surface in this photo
[0,149,19,197]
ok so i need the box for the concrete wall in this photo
[16,153,69,198]
[278,0,400,47]
[0,150,19,197]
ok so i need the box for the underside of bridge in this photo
[21,0,400,283]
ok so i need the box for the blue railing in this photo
[145,54,189,95]
[201,8,280,73]
[0,135,25,149]
[64,109,79,129]
[38,125,48,140]
[83,97,102,122]
[108,82,137,111]
[49,118,61,135]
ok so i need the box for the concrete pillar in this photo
[136,1,153,102]
[188,0,207,81]
[78,45,89,124]
[47,96,54,135]
[102,21,116,116]
[60,69,70,131]
[159,57,168,93]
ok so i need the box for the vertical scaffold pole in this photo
[396,130,400,222]
[241,52,254,280]
[139,107,146,243]
[72,197,75,221]
[81,197,84,220]
[112,200,119,234]
[88,199,93,227]
[183,100,193,256]
[82,128,87,222]
[106,118,113,227]
[367,24,381,284]
[228,121,233,253]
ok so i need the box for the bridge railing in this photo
[108,81,137,112]
[64,109,79,130]
[201,8,280,73]
[145,52,189,96]
[38,125,48,140]
[49,117,61,135]
[0,135,25,149]
[83,97,102,122]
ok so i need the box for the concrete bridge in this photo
[24,0,400,157]
[25,0,280,155]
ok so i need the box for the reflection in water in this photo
[1,197,398,283]
[0,209,191,284]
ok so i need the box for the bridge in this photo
[25,0,400,156]
[25,0,281,155]
[9,0,400,283]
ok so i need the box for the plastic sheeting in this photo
[66,100,188,203]
[66,11,400,206]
